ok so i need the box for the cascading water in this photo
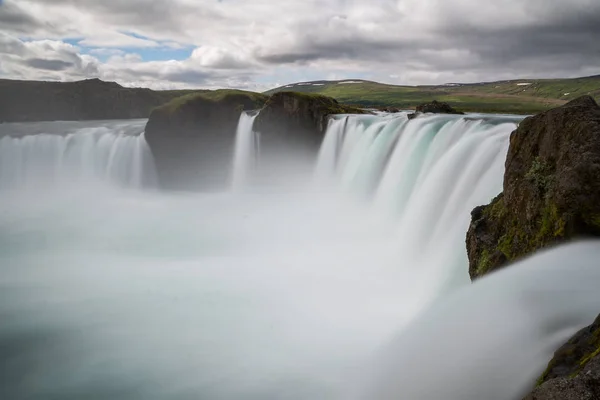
[0,121,157,190]
[232,110,260,189]
[1,113,599,400]
[315,113,522,297]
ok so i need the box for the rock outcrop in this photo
[144,90,267,191]
[254,92,364,153]
[466,96,600,279]
[0,78,190,122]
[524,314,600,399]
[144,90,364,190]
[407,100,464,119]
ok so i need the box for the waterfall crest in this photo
[315,112,521,295]
[0,124,157,190]
[232,111,260,189]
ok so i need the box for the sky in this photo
[1,0,599,91]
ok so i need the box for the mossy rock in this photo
[144,90,363,190]
[254,91,365,152]
[407,100,464,119]
[466,96,600,279]
[538,314,600,385]
[145,90,268,191]
[154,89,268,116]
[523,314,600,399]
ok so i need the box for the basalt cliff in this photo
[144,91,363,190]
[465,96,600,399]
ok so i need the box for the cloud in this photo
[89,48,125,57]
[0,0,599,88]
[0,34,100,80]
[190,46,255,69]
[0,0,48,34]
[24,58,73,71]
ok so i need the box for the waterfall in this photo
[315,112,522,296]
[0,125,157,190]
[3,112,600,400]
[232,111,260,189]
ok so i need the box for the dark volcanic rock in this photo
[253,91,364,154]
[378,106,400,113]
[145,90,364,191]
[0,78,189,122]
[466,96,600,279]
[524,334,600,399]
[537,314,600,385]
[407,100,464,119]
[144,90,267,191]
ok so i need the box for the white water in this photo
[0,121,157,190]
[232,111,260,189]
[1,114,599,400]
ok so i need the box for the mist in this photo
[1,114,598,399]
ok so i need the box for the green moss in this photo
[584,213,600,230]
[525,157,555,194]
[497,234,514,259]
[537,326,600,385]
[272,91,365,115]
[579,346,600,368]
[157,89,268,114]
[536,202,566,246]
[484,195,507,219]
[476,249,492,276]
[475,192,571,276]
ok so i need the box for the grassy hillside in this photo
[266,76,600,114]
[155,89,269,114]
[0,78,207,122]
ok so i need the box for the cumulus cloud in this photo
[0,0,599,89]
[0,34,100,80]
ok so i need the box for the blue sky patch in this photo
[136,47,194,62]
[62,34,193,62]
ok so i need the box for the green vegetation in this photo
[476,249,492,276]
[265,75,600,114]
[537,323,600,385]
[156,89,269,114]
[270,90,365,115]
[585,214,600,231]
[475,158,567,269]
[525,157,555,194]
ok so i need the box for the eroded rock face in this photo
[407,100,464,119]
[254,92,364,153]
[524,347,600,400]
[537,314,600,385]
[466,96,600,279]
[144,91,267,191]
[144,91,363,191]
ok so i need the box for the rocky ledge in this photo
[407,100,464,119]
[144,90,267,191]
[463,96,600,399]
[524,314,600,399]
[466,96,600,279]
[254,92,364,153]
[144,90,363,190]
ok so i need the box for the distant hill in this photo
[2,75,599,122]
[0,78,204,123]
[266,75,600,114]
